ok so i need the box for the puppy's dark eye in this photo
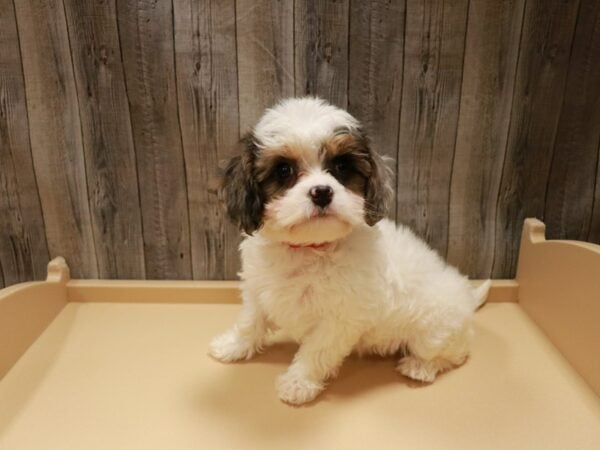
[275,162,294,182]
[334,159,348,174]
[331,155,353,177]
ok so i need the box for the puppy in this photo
[209,97,490,405]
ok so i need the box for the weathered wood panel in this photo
[348,0,405,219]
[14,0,97,278]
[174,0,240,279]
[0,0,49,287]
[1,0,600,286]
[492,0,580,278]
[295,0,350,107]
[590,139,600,243]
[234,0,294,275]
[544,0,600,242]
[236,0,294,132]
[396,0,469,256]
[63,0,145,279]
[117,0,191,279]
[447,0,526,278]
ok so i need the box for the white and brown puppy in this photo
[209,97,490,405]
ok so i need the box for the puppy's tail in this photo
[471,279,492,310]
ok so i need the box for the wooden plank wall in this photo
[1,0,599,286]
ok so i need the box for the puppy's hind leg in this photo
[209,295,268,363]
[396,326,472,383]
[396,355,458,383]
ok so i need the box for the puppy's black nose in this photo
[309,185,333,208]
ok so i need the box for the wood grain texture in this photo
[295,0,350,107]
[348,0,405,219]
[447,0,526,278]
[492,0,580,278]
[2,1,600,285]
[13,0,97,279]
[544,0,600,242]
[63,0,145,279]
[117,0,191,279]
[590,139,600,243]
[396,0,469,256]
[0,0,49,287]
[173,0,240,279]
[236,0,294,132]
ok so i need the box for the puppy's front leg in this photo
[277,323,359,405]
[209,296,267,363]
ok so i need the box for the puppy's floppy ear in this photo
[220,135,263,234]
[361,133,392,226]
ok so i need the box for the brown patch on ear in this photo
[220,135,264,234]
[364,148,391,225]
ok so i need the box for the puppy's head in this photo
[221,97,391,245]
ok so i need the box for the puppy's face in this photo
[221,98,390,245]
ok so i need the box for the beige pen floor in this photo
[1,301,599,450]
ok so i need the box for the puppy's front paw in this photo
[276,370,323,405]
[208,329,256,363]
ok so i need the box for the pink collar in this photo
[285,241,335,251]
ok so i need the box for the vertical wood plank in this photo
[14,0,98,278]
[589,139,600,243]
[544,0,600,242]
[295,0,350,108]
[173,0,240,279]
[348,0,405,219]
[63,0,145,279]
[117,0,191,279]
[0,0,49,286]
[492,0,580,277]
[236,0,294,133]
[447,0,525,278]
[396,0,469,255]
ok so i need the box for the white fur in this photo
[209,98,490,405]
[253,97,360,151]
